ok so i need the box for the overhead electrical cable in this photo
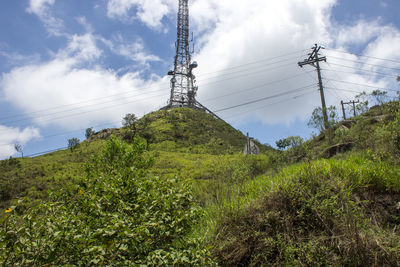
[324,79,399,92]
[328,56,400,71]
[0,70,314,128]
[201,72,315,102]
[213,85,317,113]
[326,48,400,65]
[223,89,316,120]
[324,63,399,78]
[0,58,307,124]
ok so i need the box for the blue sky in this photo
[0,0,400,158]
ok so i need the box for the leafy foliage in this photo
[136,108,249,154]
[85,127,95,139]
[67,137,80,152]
[2,103,400,266]
[307,105,339,131]
[14,143,23,158]
[370,89,388,106]
[213,157,400,266]
[0,137,213,266]
[122,113,138,141]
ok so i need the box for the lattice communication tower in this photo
[167,0,199,108]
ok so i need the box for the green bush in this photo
[0,136,214,266]
[212,157,400,266]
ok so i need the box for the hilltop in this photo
[0,108,265,209]
[1,102,400,266]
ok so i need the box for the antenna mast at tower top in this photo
[167,0,199,108]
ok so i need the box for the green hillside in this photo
[1,102,400,266]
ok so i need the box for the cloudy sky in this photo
[1,0,400,158]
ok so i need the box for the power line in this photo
[213,85,315,113]
[223,89,316,120]
[196,51,307,77]
[201,72,315,102]
[197,61,296,81]
[326,48,400,65]
[328,56,400,71]
[321,67,352,102]
[0,60,307,125]
[324,63,399,78]
[324,79,399,92]
[0,50,307,123]
[0,121,121,147]
[19,147,69,158]
[326,87,398,100]
[325,87,399,99]
[0,68,314,129]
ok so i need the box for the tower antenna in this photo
[162,0,223,121]
[167,0,198,108]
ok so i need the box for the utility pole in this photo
[340,100,346,120]
[342,100,359,118]
[298,44,329,129]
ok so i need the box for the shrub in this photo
[0,136,213,266]
[85,127,95,139]
[67,138,80,152]
[212,157,400,266]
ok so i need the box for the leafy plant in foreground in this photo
[0,136,213,266]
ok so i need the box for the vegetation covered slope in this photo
[0,108,262,210]
[1,102,400,266]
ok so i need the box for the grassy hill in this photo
[1,103,400,265]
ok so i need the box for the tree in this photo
[122,113,138,140]
[276,138,291,150]
[370,89,388,105]
[14,143,23,158]
[0,137,211,265]
[85,127,95,139]
[307,106,338,132]
[355,91,369,114]
[276,136,303,150]
[67,138,80,152]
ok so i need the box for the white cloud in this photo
[176,0,399,124]
[106,0,176,29]
[26,0,55,15]
[62,34,102,62]
[0,126,41,159]
[26,0,64,36]
[0,33,168,130]
[101,34,161,66]
[3,0,400,137]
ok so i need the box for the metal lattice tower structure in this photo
[167,0,199,108]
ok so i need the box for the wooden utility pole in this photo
[342,100,359,118]
[298,44,328,129]
[341,100,346,120]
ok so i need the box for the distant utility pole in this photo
[341,100,359,119]
[340,100,346,120]
[298,44,329,129]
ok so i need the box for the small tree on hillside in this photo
[370,89,388,106]
[307,106,338,132]
[68,138,80,152]
[122,113,138,140]
[85,127,95,140]
[14,143,24,158]
[276,136,304,150]
[355,91,369,114]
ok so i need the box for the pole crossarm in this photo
[298,43,329,130]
